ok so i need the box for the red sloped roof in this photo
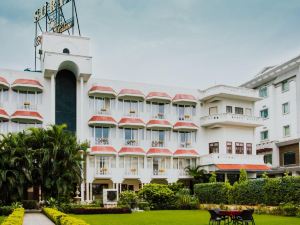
[118,89,144,97]
[216,164,270,171]
[119,117,145,126]
[89,86,116,96]
[11,110,43,123]
[0,76,9,85]
[91,146,117,154]
[146,92,171,101]
[0,108,9,120]
[119,147,145,155]
[12,79,43,88]
[173,121,198,130]
[173,94,197,102]
[147,119,172,128]
[88,115,117,126]
[174,149,199,157]
[147,148,172,156]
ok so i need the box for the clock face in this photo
[107,190,117,201]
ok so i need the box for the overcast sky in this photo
[1,0,300,89]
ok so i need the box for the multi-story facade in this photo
[242,56,300,176]
[0,33,268,201]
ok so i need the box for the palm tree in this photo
[185,165,209,192]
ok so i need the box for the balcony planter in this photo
[101,108,107,112]
[130,168,136,172]
[184,115,190,119]
[159,169,165,173]
[129,110,136,114]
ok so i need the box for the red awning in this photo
[119,147,145,155]
[88,115,117,126]
[118,89,144,100]
[88,85,116,97]
[119,117,145,128]
[216,164,270,171]
[11,110,43,123]
[173,94,197,104]
[173,149,199,157]
[0,108,9,121]
[173,121,198,130]
[146,92,171,102]
[147,148,172,156]
[0,76,9,89]
[147,119,172,129]
[90,146,117,155]
[12,79,43,92]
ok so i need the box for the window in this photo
[264,154,272,164]
[235,142,244,154]
[226,142,232,154]
[63,48,70,54]
[282,102,289,114]
[209,142,219,154]
[260,108,269,119]
[283,125,290,137]
[151,102,165,119]
[235,107,244,115]
[178,105,195,120]
[246,143,252,155]
[90,97,111,114]
[245,108,252,116]
[281,80,289,92]
[259,86,268,98]
[209,107,218,115]
[226,106,232,113]
[283,152,296,166]
[260,130,268,141]
[179,132,192,148]
[151,130,165,147]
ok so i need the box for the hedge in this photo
[70,207,131,214]
[43,207,89,225]
[194,182,229,204]
[1,208,25,225]
[194,176,300,206]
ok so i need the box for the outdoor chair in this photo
[208,210,229,225]
[235,210,255,225]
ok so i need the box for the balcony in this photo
[95,167,111,178]
[178,142,193,149]
[119,117,145,128]
[200,113,262,128]
[199,153,265,166]
[152,168,168,178]
[178,169,190,177]
[94,108,111,115]
[88,115,117,127]
[124,168,139,178]
[200,85,261,102]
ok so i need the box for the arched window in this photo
[63,48,70,54]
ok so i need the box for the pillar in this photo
[89,183,93,201]
[79,76,84,140]
[50,74,55,124]
[86,183,89,201]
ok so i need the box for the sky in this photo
[1,0,300,89]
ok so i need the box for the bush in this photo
[194,182,229,204]
[0,206,13,216]
[70,207,131,214]
[137,201,150,210]
[278,203,299,216]
[138,184,175,209]
[22,200,38,209]
[118,191,138,209]
[43,207,89,224]
[1,208,25,225]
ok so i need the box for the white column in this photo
[79,76,84,140]
[86,183,89,201]
[89,183,93,201]
[51,74,55,124]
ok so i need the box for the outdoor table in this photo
[218,210,243,224]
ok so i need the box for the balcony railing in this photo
[124,168,139,176]
[151,140,165,147]
[94,137,110,145]
[153,113,165,119]
[125,110,139,117]
[178,114,192,121]
[200,113,262,127]
[178,169,189,176]
[179,142,193,148]
[153,168,167,176]
[95,108,111,115]
[95,167,111,176]
[18,102,37,110]
[125,139,139,146]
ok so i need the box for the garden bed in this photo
[70,207,132,214]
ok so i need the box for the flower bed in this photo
[70,207,132,214]
[43,207,89,225]
[1,208,25,225]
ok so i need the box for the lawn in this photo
[73,210,300,225]
[0,216,6,223]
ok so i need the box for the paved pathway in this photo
[23,213,54,225]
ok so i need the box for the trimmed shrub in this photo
[194,182,229,204]
[59,215,88,225]
[137,201,150,210]
[138,184,175,209]
[0,206,13,216]
[22,200,38,209]
[118,190,138,208]
[1,208,25,225]
[43,207,89,225]
[70,207,131,214]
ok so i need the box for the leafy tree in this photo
[209,172,217,183]
[239,169,248,183]
[185,165,209,184]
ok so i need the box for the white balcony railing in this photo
[151,140,166,147]
[95,108,111,115]
[125,139,139,146]
[94,137,110,145]
[178,169,189,176]
[199,153,265,166]
[179,142,193,148]
[95,167,111,176]
[178,114,192,121]
[125,168,139,176]
[153,168,167,176]
[18,103,38,111]
[200,113,262,127]
[125,110,139,117]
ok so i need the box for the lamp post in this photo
[78,149,85,202]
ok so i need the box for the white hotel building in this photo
[242,55,300,176]
[0,33,269,201]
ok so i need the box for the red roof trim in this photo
[147,119,172,127]
[174,149,199,156]
[119,117,145,126]
[91,146,117,154]
[0,109,9,120]
[216,164,270,171]
[88,115,117,125]
[89,86,116,96]
[173,122,198,129]
[118,89,144,97]
[0,76,9,85]
[11,110,43,120]
[146,92,171,100]
[12,79,43,88]
[119,147,145,155]
[173,94,196,101]
[147,148,172,155]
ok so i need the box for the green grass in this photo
[0,216,6,223]
[72,210,300,225]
